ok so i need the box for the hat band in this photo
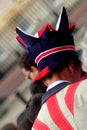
[35,45,76,65]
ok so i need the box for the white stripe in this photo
[35,45,75,65]
[34,32,39,38]
[56,86,78,129]
[74,79,87,130]
[37,103,60,130]
[56,7,63,30]
[31,128,35,130]
[17,26,37,37]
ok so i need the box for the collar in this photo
[42,81,71,104]
[47,80,71,91]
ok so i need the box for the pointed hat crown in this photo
[16,7,77,82]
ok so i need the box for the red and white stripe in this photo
[35,45,76,65]
[32,84,77,130]
[32,80,87,130]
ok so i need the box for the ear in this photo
[30,66,38,72]
[68,60,75,74]
[42,78,49,87]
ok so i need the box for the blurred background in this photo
[0,0,87,128]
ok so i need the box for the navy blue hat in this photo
[16,24,55,53]
[16,7,77,82]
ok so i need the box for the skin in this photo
[21,66,38,81]
[43,60,81,87]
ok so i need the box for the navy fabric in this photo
[16,7,78,82]
[42,82,71,104]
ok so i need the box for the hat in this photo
[16,24,55,53]
[16,7,77,82]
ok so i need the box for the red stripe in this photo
[69,24,75,30]
[16,36,27,47]
[38,24,48,37]
[35,45,75,64]
[33,66,50,82]
[38,24,55,37]
[47,95,74,130]
[65,81,80,115]
[33,119,50,130]
[80,73,87,80]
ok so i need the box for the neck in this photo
[43,67,80,87]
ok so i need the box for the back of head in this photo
[1,123,18,130]
[81,32,87,72]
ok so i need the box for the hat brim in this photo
[32,66,50,82]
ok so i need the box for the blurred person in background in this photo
[19,52,38,81]
[1,123,18,130]
[26,93,43,123]
[19,52,46,94]
[76,49,87,80]
[16,6,87,130]
[80,32,87,78]
[17,109,33,130]
[17,93,43,130]
[17,52,46,129]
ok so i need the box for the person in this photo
[16,6,87,129]
[19,52,46,94]
[19,52,38,81]
[1,123,18,130]
[18,52,46,128]
[26,93,43,123]
[74,49,87,80]
[81,32,87,71]
[29,82,46,95]
[17,109,33,130]
[17,93,43,130]
[80,32,87,80]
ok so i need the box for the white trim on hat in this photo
[35,45,76,65]
[56,7,63,30]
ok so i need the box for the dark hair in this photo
[29,83,46,95]
[1,123,18,130]
[17,93,43,129]
[44,52,81,79]
[17,110,33,130]
[17,93,43,130]
[26,93,43,123]
[19,52,37,70]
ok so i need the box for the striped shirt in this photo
[32,79,87,130]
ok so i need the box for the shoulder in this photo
[75,79,87,97]
[73,80,87,129]
[70,79,87,109]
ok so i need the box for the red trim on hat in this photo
[16,36,27,47]
[69,24,75,30]
[33,66,50,83]
[37,24,55,37]
[35,45,76,65]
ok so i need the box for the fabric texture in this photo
[32,79,87,130]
